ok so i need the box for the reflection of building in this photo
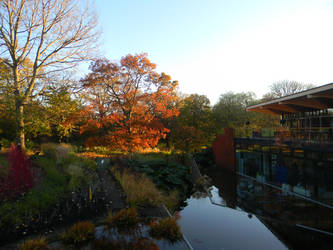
[209,169,333,249]
[236,83,333,205]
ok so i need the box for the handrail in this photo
[240,127,333,144]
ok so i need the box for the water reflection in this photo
[178,168,333,250]
[178,185,288,250]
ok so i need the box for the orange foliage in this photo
[80,53,179,152]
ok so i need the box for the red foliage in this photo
[80,54,179,152]
[0,144,34,199]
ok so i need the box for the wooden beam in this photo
[266,103,303,113]
[309,91,333,99]
[280,99,327,110]
[247,107,281,115]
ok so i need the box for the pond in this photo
[177,167,333,250]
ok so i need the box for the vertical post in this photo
[212,128,235,172]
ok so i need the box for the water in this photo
[178,168,333,250]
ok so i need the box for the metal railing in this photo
[241,127,333,145]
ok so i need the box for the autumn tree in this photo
[80,54,179,152]
[0,0,98,150]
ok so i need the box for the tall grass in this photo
[111,166,179,210]
[62,221,95,245]
[111,167,163,207]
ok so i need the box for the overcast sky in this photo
[93,0,333,104]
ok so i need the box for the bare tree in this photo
[268,80,315,98]
[0,0,99,149]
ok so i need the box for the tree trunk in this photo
[15,99,25,151]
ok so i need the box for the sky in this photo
[93,0,333,105]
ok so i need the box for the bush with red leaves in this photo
[0,144,34,200]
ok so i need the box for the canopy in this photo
[247,83,333,115]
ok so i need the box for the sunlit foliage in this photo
[80,53,179,152]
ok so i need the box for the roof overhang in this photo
[247,83,333,115]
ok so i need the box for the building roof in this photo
[247,83,333,115]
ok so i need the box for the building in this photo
[235,83,333,206]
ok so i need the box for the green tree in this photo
[213,92,254,134]
[213,92,279,137]
[45,86,81,142]
[168,94,215,152]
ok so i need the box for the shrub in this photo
[0,144,34,199]
[0,138,11,148]
[62,221,95,245]
[107,207,139,231]
[18,237,50,250]
[129,157,192,193]
[41,143,58,159]
[149,217,182,242]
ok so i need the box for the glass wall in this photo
[236,150,333,206]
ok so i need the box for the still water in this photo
[177,168,333,250]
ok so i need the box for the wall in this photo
[212,128,235,172]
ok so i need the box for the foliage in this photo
[194,147,215,168]
[0,138,11,148]
[44,86,81,142]
[213,92,255,131]
[18,237,50,250]
[149,217,182,242]
[168,94,216,152]
[0,144,34,200]
[24,100,52,139]
[62,221,95,245]
[111,167,163,207]
[80,54,179,152]
[169,125,206,153]
[107,208,139,232]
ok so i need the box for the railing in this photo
[240,127,333,145]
